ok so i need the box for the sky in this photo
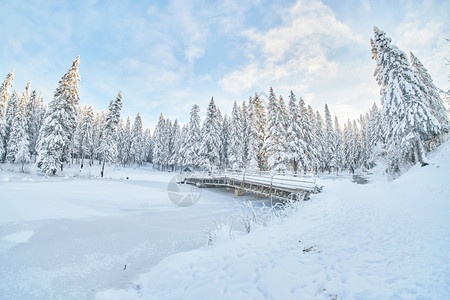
[1,0,449,129]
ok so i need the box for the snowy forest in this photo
[0,27,448,177]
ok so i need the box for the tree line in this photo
[0,27,448,176]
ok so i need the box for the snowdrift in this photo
[97,140,450,299]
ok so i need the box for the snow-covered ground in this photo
[0,164,271,299]
[96,141,450,299]
[2,141,450,300]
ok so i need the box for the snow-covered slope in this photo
[97,141,450,299]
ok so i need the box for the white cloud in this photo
[394,5,450,90]
[219,0,363,96]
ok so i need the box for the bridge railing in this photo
[195,169,316,191]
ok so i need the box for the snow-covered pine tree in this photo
[0,70,15,162]
[352,120,362,168]
[358,113,370,168]
[98,92,122,177]
[0,70,14,118]
[116,118,125,165]
[183,104,201,170]
[169,119,181,171]
[333,116,344,174]
[286,91,308,173]
[6,82,30,169]
[245,96,259,171]
[80,105,95,167]
[220,114,231,170]
[299,101,315,172]
[25,91,45,162]
[143,128,152,163]
[177,124,189,169]
[153,113,169,170]
[263,88,288,172]
[199,97,221,171]
[4,90,19,149]
[241,101,249,164]
[166,119,174,169]
[152,121,161,169]
[307,105,319,173]
[324,104,335,173]
[342,120,352,171]
[372,27,440,171]
[314,110,326,173]
[367,103,385,168]
[253,93,267,170]
[36,56,81,175]
[120,116,132,166]
[410,52,449,145]
[279,94,288,131]
[130,112,144,166]
[228,101,244,170]
[93,111,105,162]
[72,106,84,165]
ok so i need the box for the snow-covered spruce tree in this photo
[219,114,230,169]
[371,27,440,171]
[130,113,144,167]
[119,116,131,166]
[116,119,125,165]
[307,105,319,173]
[352,120,362,168]
[143,128,152,163]
[359,113,370,168]
[314,110,326,173]
[4,90,19,149]
[300,101,315,172]
[333,116,344,174]
[286,91,308,173]
[6,82,30,169]
[98,92,122,177]
[245,96,259,171]
[72,106,84,165]
[152,113,169,170]
[169,119,181,171]
[324,104,335,173]
[410,52,449,144]
[228,101,244,170]
[199,97,221,171]
[279,94,288,131]
[177,124,189,169]
[241,101,249,164]
[25,91,45,162]
[342,120,352,171]
[182,104,201,170]
[367,103,385,167]
[151,121,160,169]
[37,57,81,175]
[0,70,15,162]
[79,105,95,167]
[263,88,288,172]
[166,119,174,169]
[253,92,267,170]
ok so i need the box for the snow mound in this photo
[2,231,34,244]
[97,140,450,299]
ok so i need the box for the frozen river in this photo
[0,167,266,299]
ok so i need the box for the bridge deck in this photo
[182,171,317,201]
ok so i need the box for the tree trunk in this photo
[101,160,105,177]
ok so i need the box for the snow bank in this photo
[97,141,450,299]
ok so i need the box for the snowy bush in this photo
[204,199,301,246]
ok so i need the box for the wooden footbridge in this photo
[180,170,317,201]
